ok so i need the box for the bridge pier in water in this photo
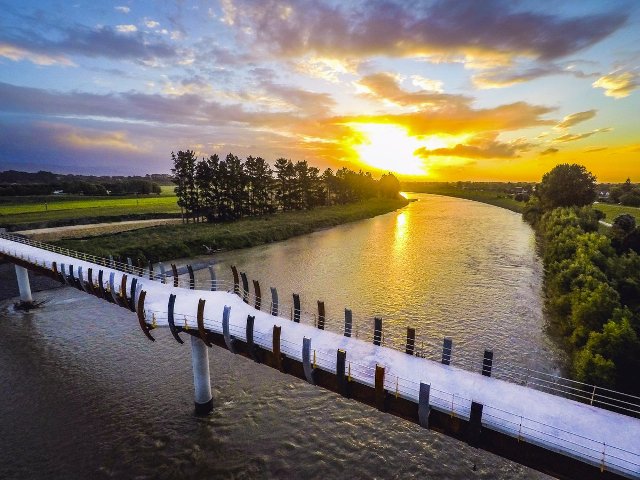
[190,335,213,415]
[14,264,33,306]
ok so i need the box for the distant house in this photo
[53,190,64,195]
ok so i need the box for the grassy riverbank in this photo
[54,197,409,261]
[0,189,179,230]
[403,185,524,213]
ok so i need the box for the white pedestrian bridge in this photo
[1,232,639,480]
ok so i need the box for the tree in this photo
[620,190,640,207]
[379,172,400,198]
[537,164,597,210]
[195,154,219,222]
[171,150,198,223]
[613,214,636,233]
[245,156,274,215]
[274,158,295,210]
[224,153,247,219]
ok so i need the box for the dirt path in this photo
[16,218,182,241]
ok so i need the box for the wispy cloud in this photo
[115,6,130,14]
[0,43,75,66]
[541,147,559,155]
[0,25,176,62]
[116,24,137,33]
[593,70,639,98]
[554,127,612,143]
[555,110,597,129]
[355,72,470,109]
[416,133,533,160]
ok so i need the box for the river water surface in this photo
[0,194,562,479]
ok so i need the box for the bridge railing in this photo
[2,232,640,420]
[145,305,640,478]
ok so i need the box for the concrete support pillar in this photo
[15,265,33,303]
[190,336,213,415]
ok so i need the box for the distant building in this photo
[53,190,64,195]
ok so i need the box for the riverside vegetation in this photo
[524,164,640,394]
[55,150,406,260]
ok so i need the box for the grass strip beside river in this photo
[54,197,409,261]
[403,186,524,213]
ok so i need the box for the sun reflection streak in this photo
[394,211,408,255]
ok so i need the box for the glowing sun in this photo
[346,123,459,176]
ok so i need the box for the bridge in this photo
[1,232,639,480]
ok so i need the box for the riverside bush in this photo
[535,206,640,392]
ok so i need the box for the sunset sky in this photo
[1,0,639,181]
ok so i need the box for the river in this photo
[0,193,563,479]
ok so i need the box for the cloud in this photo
[541,147,559,155]
[0,25,176,63]
[555,110,597,129]
[227,0,626,66]
[115,6,130,14]
[61,129,145,152]
[257,80,336,115]
[116,24,138,33]
[0,80,554,174]
[415,133,533,159]
[0,121,154,175]
[144,20,160,29]
[593,70,639,98]
[293,57,357,83]
[553,127,612,143]
[410,75,443,93]
[472,60,601,88]
[0,43,75,66]
[355,72,470,109]
[347,73,554,139]
[584,146,608,153]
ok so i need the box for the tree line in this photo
[524,164,640,394]
[171,150,400,223]
[0,169,165,197]
[608,178,640,207]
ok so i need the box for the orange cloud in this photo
[593,70,639,98]
[61,129,146,152]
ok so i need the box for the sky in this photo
[0,0,639,182]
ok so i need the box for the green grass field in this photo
[55,197,409,261]
[403,186,524,213]
[0,192,180,228]
[593,203,640,224]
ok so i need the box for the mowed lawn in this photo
[594,203,640,223]
[0,191,180,227]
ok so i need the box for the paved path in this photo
[16,218,182,241]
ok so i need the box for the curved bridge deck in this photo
[1,234,639,480]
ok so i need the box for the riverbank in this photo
[53,197,409,261]
[403,187,524,213]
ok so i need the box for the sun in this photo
[346,122,459,177]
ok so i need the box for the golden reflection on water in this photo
[394,211,408,250]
